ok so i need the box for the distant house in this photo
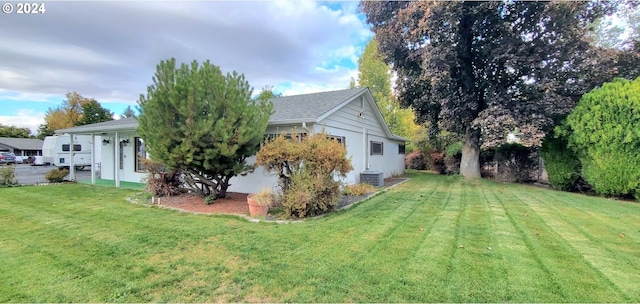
[0,137,44,156]
[56,87,407,192]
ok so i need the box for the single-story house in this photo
[0,137,44,156]
[55,87,407,192]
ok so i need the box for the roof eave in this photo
[56,123,139,134]
[268,119,317,126]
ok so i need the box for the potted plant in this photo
[247,188,273,217]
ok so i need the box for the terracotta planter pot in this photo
[247,195,269,217]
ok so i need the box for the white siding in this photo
[99,131,146,184]
[89,91,405,191]
[319,95,405,183]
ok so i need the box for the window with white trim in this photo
[370,141,383,155]
[327,135,346,146]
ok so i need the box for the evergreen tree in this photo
[121,105,137,118]
[137,58,273,199]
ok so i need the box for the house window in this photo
[327,135,346,146]
[61,144,81,152]
[262,133,306,145]
[135,137,147,172]
[398,144,406,154]
[370,141,383,155]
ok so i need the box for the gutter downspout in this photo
[301,122,312,134]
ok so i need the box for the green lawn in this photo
[1,172,639,302]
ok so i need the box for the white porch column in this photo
[114,131,120,188]
[90,133,96,185]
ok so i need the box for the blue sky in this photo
[0,1,373,135]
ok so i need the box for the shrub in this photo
[565,77,640,199]
[405,150,426,170]
[344,183,377,196]
[204,195,216,205]
[444,142,463,174]
[45,168,69,183]
[428,151,446,174]
[493,143,538,183]
[282,171,341,218]
[257,130,353,218]
[540,134,582,191]
[142,158,182,197]
[0,166,17,187]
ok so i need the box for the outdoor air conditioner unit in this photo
[360,171,384,187]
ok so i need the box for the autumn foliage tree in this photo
[38,91,113,138]
[360,1,625,178]
[356,38,418,140]
[137,58,273,199]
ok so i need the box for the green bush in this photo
[540,135,582,191]
[444,142,463,174]
[565,77,640,199]
[0,166,17,187]
[45,168,69,183]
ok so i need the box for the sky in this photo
[0,0,373,135]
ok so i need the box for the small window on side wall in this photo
[398,144,406,154]
[370,141,383,155]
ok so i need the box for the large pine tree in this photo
[360,1,623,178]
[137,58,273,198]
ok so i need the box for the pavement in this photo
[5,164,93,185]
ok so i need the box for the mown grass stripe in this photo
[2,174,640,302]
[511,189,639,300]
[496,186,627,302]
[488,185,568,301]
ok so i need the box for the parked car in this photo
[0,152,16,165]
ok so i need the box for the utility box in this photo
[360,171,384,187]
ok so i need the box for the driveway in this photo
[7,164,93,185]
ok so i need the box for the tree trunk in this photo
[460,127,481,179]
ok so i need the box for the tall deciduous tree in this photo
[360,1,623,178]
[38,91,112,136]
[0,124,31,138]
[356,38,418,139]
[78,100,113,126]
[137,58,273,199]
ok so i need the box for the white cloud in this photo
[0,1,373,117]
[0,109,45,135]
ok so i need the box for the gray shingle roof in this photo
[56,117,139,134]
[0,137,44,150]
[268,87,368,124]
